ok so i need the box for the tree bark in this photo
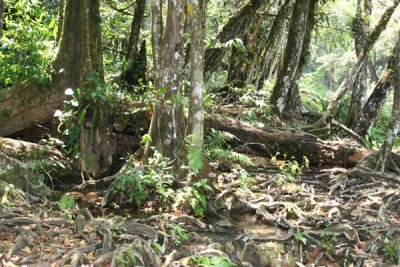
[204,0,264,73]
[270,0,312,117]
[313,0,399,128]
[188,0,206,150]
[375,29,400,173]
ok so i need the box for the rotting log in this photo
[204,115,368,167]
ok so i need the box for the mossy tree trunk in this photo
[270,0,314,117]
[226,12,262,88]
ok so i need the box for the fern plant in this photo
[204,129,252,166]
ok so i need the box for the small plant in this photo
[57,193,76,211]
[115,244,137,267]
[173,179,214,216]
[189,256,237,267]
[110,151,175,207]
[274,154,309,187]
[294,230,310,246]
[383,235,399,263]
[114,170,148,207]
[320,227,337,254]
[168,224,189,246]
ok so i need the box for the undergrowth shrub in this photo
[0,0,57,87]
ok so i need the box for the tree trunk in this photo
[121,0,147,86]
[188,0,206,150]
[204,0,264,73]
[227,12,263,88]
[285,0,317,115]
[0,0,115,178]
[270,0,312,117]
[375,29,400,173]
[204,115,368,167]
[313,0,399,128]
[150,0,185,163]
[353,55,395,136]
[255,0,294,89]
[143,0,163,163]
[346,0,371,128]
[0,0,5,38]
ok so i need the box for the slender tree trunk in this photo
[204,0,264,73]
[353,56,395,136]
[313,0,399,128]
[375,29,400,173]
[346,0,371,128]
[270,0,312,117]
[121,0,147,85]
[255,0,294,89]
[0,0,5,38]
[146,0,185,168]
[188,0,206,150]
[143,0,163,163]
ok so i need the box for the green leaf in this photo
[188,146,204,173]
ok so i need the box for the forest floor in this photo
[0,154,399,267]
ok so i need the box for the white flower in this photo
[54,110,63,117]
[65,88,74,96]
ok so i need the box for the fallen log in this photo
[204,115,369,167]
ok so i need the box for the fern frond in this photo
[205,129,237,150]
[210,148,252,166]
[188,145,204,174]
